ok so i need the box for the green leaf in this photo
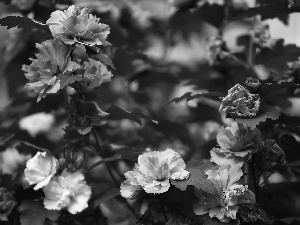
[264,218,300,224]
[0,134,14,152]
[165,91,224,106]
[0,16,51,32]
[93,188,120,206]
[203,215,233,225]
[58,74,82,89]
[19,200,59,225]
[171,168,216,195]
[235,111,280,130]
[86,154,122,172]
[106,105,157,125]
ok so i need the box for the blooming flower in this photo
[46,5,110,46]
[254,139,285,172]
[120,149,190,197]
[43,170,92,214]
[210,122,261,166]
[78,58,112,93]
[24,152,58,190]
[22,39,80,101]
[219,84,260,118]
[194,165,256,223]
[19,112,55,138]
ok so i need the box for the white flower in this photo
[120,148,190,197]
[46,5,110,46]
[194,165,256,223]
[19,112,55,138]
[43,170,92,214]
[24,152,58,190]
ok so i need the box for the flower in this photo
[194,165,256,223]
[210,122,261,166]
[19,112,55,138]
[120,149,190,197]
[22,39,80,101]
[43,170,92,214]
[219,84,260,118]
[254,139,285,172]
[77,58,112,93]
[24,152,58,190]
[46,5,110,46]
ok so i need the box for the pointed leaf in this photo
[171,168,216,195]
[235,111,280,130]
[165,91,224,106]
[106,105,157,125]
[259,82,299,98]
[0,16,50,32]
[93,50,115,70]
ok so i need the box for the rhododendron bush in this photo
[1,0,300,225]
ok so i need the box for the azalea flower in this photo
[120,149,190,197]
[22,39,80,101]
[43,170,92,214]
[210,122,261,166]
[194,165,256,223]
[46,5,110,46]
[24,152,58,190]
[19,112,55,138]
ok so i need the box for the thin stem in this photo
[259,173,272,187]
[92,129,137,217]
[250,161,259,204]
[157,195,168,222]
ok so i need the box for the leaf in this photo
[171,168,216,195]
[93,188,120,206]
[17,141,52,155]
[0,188,17,221]
[0,16,51,32]
[0,134,14,152]
[255,40,300,76]
[259,81,299,99]
[86,154,122,172]
[232,1,297,25]
[106,105,157,125]
[165,91,224,106]
[94,50,115,70]
[58,74,82,89]
[19,200,59,225]
[264,218,300,224]
[203,215,230,225]
[235,111,280,130]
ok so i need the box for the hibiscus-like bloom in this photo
[46,5,110,46]
[194,165,256,223]
[120,149,190,197]
[210,122,261,166]
[219,84,260,118]
[43,170,92,214]
[24,152,58,190]
[22,39,80,101]
[78,58,112,93]
[254,139,285,172]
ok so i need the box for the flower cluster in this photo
[194,165,256,223]
[210,122,261,166]
[22,5,113,102]
[219,84,260,118]
[24,152,91,214]
[120,149,190,198]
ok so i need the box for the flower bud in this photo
[254,139,285,172]
[219,84,260,118]
[245,77,261,93]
